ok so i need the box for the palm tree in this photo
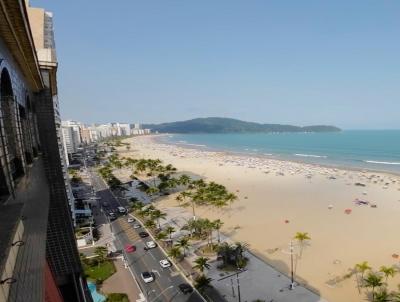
[364,272,383,302]
[194,275,212,293]
[379,265,396,283]
[294,232,311,258]
[150,209,167,229]
[203,219,214,247]
[177,191,196,218]
[132,201,145,212]
[213,219,224,243]
[94,246,108,266]
[193,257,211,273]
[155,231,168,246]
[168,246,182,260]
[175,237,191,257]
[356,261,372,287]
[146,186,159,198]
[391,291,400,302]
[178,174,191,186]
[145,219,156,230]
[165,226,175,241]
[374,289,390,302]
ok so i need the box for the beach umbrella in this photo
[344,209,352,214]
[328,205,333,209]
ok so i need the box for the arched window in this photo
[0,68,25,185]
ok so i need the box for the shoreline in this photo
[151,133,400,178]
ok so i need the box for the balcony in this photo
[0,158,50,302]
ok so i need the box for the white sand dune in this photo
[119,135,400,302]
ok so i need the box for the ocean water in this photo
[159,130,400,174]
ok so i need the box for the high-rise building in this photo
[0,1,91,301]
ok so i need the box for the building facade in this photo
[0,1,91,301]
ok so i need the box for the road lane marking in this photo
[149,251,156,261]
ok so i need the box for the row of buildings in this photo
[0,1,91,302]
[61,121,151,162]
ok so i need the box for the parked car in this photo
[127,217,135,223]
[141,272,154,283]
[133,224,141,229]
[178,283,193,294]
[139,232,149,238]
[159,259,171,268]
[108,213,117,221]
[145,241,157,249]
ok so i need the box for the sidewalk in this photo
[101,258,144,302]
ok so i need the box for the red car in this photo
[124,244,136,253]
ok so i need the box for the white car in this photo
[146,241,157,249]
[117,206,127,213]
[141,272,154,283]
[133,224,141,229]
[127,217,135,223]
[159,259,171,268]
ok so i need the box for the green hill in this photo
[144,117,341,133]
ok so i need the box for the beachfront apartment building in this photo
[0,1,91,301]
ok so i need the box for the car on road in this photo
[178,283,193,294]
[140,272,154,283]
[127,217,135,223]
[133,224,141,229]
[145,241,157,249]
[108,213,117,221]
[139,232,149,238]
[124,245,136,253]
[159,259,171,268]
[117,206,127,214]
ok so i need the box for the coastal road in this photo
[88,167,204,302]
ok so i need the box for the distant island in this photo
[144,117,341,133]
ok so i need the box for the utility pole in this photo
[236,271,241,302]
[217,269,247,302]
[290,241,295,290]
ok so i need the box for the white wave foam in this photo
[364,160,400,165]
[182,143,206,147]
[294,153,327,158]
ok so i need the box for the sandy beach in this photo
[116,135,400,302]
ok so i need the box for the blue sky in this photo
[33,1,400,129]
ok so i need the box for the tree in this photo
[213,219,224,243]
[379,265,396,283]
[155,231,168,242]
[178,174,191,186]
[144,219,156,230]
[294,232,311,258]
[364,272,383,302]
[150,209,167,229]
[165,226,175,241]
[146,186,159,198]
[374,289,390,302]
[391,291,400,302]
[356,261,372,287]
[94,246,108,265]
[193,257,210,273]
[168,246,182,260]
[175,237,191,257]
[194,275,212,293]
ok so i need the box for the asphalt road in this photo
[88,168,204,302]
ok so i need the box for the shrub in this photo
[107,293,129,302]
